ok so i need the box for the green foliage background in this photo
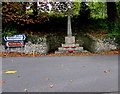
[2,2,120,36]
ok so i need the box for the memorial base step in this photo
[55,42,88,54]
[58,47,83,51]
[62,43,79,47]
[55,50,88,54]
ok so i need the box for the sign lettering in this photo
[6,41,24,47]
[4,34,26,41]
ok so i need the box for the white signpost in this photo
[4,34,26,52]
[4,34,26,41]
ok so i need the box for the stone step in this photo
[62,43,79,47]
[75,47,83,51]
[58,47,83,51]
[55,50,88,54]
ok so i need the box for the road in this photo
[2,55,119,93]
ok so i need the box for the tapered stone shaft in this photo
[67,16,72,36]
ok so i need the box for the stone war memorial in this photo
[55,8,88,54]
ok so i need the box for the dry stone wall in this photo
[1,33,119,54]
[46,33,66,52]
[76,34,119,53]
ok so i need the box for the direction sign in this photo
[6,41,24,47]
[4,34,26,41]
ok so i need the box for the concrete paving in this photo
[2,55,118,92]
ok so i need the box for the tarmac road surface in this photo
[2,55,119,93]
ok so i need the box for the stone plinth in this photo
[55,36,88,54]
[65,36,75,44]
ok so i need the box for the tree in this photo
[106,1,119,24]
[2,2,49,31]
[78,2,91,23]
[106,1,120,33]
[89,2,107,19]
[31,2,38,21]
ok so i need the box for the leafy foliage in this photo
[3,30,17,36]
[2,2,49,25]
[2,2,120,35]
[89,2,107,19]
[116,2,120,17]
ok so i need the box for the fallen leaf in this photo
[60,64,64,67]
[17,75,21,78]
[49,84,54,88]
[44,78,49,80]
[24,88,28,92]
[0,81,6,83]
[69,80,74,82]
[104,70,110,73]
[41,88,45,91]
[1,49,119,57]
[4,71,17,74]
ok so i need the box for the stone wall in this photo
[24,42,48,54]
[22,36,48,54]
[0,44,5,52]
[76,33,119,53]
[1,33,119,54]
[46,33,66,52]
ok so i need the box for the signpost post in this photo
[4,34,26,53]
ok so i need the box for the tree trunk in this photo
[107,2,119,23]
[32,2,38,21]
[78,2,91,23]
[22,2,27,14]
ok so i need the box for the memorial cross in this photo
[66,8,73,37]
